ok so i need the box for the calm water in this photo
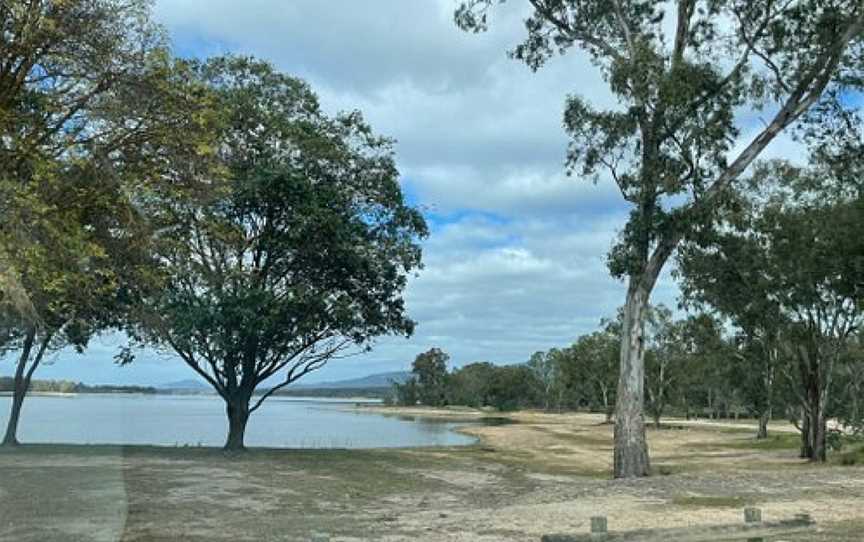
[0,394,476,448]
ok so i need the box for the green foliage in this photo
[836,331,864,433]
[392,378,420,407]
[0,377,156,395]
[447,362,497,407]
[457,0,864,475]
[527,350,563,410]
[564,328,619,415]
[487,365,539,411]
[2,158,159,337]
[678,158,864,459]
[137,56,428,423]
[411,348,451,407]
[0,0,170,321]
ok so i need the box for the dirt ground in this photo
[1,409,863,542]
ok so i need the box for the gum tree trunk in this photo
[614,282,651,478]
[811,408,827,462]
[602,387,613,423]
[757,408,770,440]
[799,407,812,459]
[757,360,775,439]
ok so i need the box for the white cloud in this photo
[2,2,805,385]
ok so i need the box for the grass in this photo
[834,443,864,466]
[2,412,864,541]
[687,432,800,452]
[671,495,754,508]
[727,433,800,451]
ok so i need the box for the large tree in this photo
[138,57,428,451]
[0,158,158,446]
[527,349,560,410]
[679,163,864,461]
[0,1,207,445]
[456,0,864,476]
[643,305,683,429]
[0,0,166,319]
[412,348,451,407]
[568,328,619,421]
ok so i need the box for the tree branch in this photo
[527,0,627,64]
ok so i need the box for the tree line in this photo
[389,223,864,461]
[0,378,157,395]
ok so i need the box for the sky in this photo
[3,1,805,386]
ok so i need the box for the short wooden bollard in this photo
[590,516,608,535]
[744,507,762,524]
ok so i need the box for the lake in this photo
[0,394,477,448]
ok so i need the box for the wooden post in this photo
[590,516,608,535]
[744,507,762,523]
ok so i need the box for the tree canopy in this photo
[136,56,428,450]
[679,159,864,460]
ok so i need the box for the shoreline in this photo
[0,391,78,398]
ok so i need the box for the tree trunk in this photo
[803,361,829,462]
[224,398,250,451]
[614,283,650,478]
[757,409,770,440]
[758,356,775,440]
[601,387,613,423]
[707,389,715,420]
[811,408,827,462]
[2,330,37,447]
[3,388,26,447]
[799,407,812,459]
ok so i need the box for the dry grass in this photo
[0,409,862,541]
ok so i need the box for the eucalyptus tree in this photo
[447,362,496,407]
[138,57,427,451]
[836,331,864,433]
[527,349,560,410]
[569,329,619,421]
[679,164,864,461]
[643,305,683,428]
[456,0,864,476]
[412,348,451,407]
[676,314,736,423]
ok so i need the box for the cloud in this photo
[153,0,615,218]
[327,210,682,378]
[3,1,804,386]
[154,0,528,94]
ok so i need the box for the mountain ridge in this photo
[158,371,411,391]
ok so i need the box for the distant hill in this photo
[157,379,210,391]
[292,371,411,390]
[156,371,410,393]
